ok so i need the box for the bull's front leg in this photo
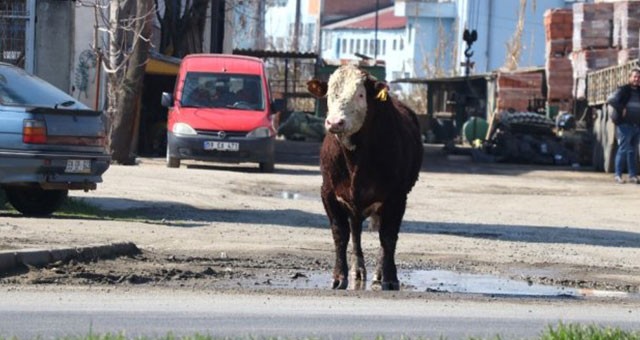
[331,222,350,289]
[349,216,366,290]
[372,198,406,291]
[324,195,350,290]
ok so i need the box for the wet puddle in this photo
[265,269,631,299]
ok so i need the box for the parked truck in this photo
[583,59,640,173]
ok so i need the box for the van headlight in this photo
[173,122,197,135]
[246,127,273,138]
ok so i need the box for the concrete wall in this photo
[34,0,73,93]
[70,5,101,109]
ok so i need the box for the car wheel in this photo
[5,187,68,216]
[166,146,180,168]
[259,162,275,173]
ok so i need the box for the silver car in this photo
[0,63,110,216]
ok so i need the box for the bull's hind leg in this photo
[372,197,406,291]
[349,217,366,290]
[323,194,350,289]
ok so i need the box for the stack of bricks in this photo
[496,70,544,112]
[544,8,573,111]
[612,1,640,63]
[570,2,616,100]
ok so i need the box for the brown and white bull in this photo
[307,64,423,291]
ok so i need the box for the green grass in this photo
[0,189,159,222]
[1,323,639,340]
[56,197,167,222]
[541,322,640,340]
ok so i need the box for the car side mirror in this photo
[161,92,173,108]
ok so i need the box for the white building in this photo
[320,0,580,81]
[264,0,322,52]
[321,7,410,81]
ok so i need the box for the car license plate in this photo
[65,159,91,173]
[204,141,239,151]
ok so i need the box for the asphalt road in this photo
[1,287,639,339]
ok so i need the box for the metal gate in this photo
[0,0,33,71]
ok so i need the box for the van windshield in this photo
[181,72,264,111]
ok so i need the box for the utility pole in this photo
[256,0,265,50]
[374,0,379,60]
[293,0,301,51]
[209,0,225,53]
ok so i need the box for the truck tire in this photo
[591,108,605,172]
[603,105,617,173]
[5,187,68,216]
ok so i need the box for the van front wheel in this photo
[167,147,180,168]
[259,162,274,173]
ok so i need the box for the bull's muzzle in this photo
[325,117,345,134]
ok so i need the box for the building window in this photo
[363,39,368,54]
[342,39,347,53]
[399,38,404,50]
[324,32,331,51]
[382,40,386,55]
[356,39,360,53]
[393,39,397,51]
[370,40,376,55]
[408,24,412,43]
[349,39,354,53]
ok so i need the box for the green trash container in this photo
[546,104,559,121]
[462,117,489,145]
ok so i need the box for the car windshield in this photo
[0,64,88,109]
[181,72,264,111]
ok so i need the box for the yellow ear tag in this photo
[376,88,388,102]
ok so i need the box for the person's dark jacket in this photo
[607,84,639,125]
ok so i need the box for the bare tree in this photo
[154,0,209,57]
[503,0,527,71]
[82,0,154,164]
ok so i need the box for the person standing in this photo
[607,67,640,184]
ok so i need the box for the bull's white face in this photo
[325,65,368,138]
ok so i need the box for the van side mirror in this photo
[161,92,173,108]
[271,98,285,113]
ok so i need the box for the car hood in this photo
[182,107,270,131]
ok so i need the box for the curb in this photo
[0,242,140,274]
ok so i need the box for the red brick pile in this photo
[613,1,640,62]
[567,1,640,100]
[496,70,544,112]
[570,2,616,100]
[544,8,573,111]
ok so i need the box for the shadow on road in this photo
[403,220,640,248]
[42,195,640,249]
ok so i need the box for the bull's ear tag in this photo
[376,88,388,102]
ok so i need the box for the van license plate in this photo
[204,141,239,151]
[65,160,91,173]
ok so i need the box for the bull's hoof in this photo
[332,279,348,290]
[370,280,399,291]
[350,279,366,290]
[381,281,400,291]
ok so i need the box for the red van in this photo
[161,54,276,172]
